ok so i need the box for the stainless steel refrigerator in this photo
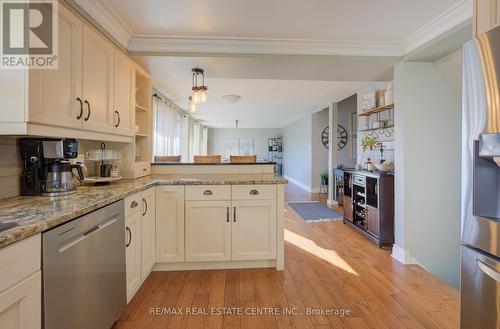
[461,25,500,329]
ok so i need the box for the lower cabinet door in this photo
[140,188,155,282]
[231,200,276,260]
[366,205,380,237]
[125,211,142,303]
[155,186,185,263]
[343,196,353,222]
[0,271,41,329]
[185,200,231,262]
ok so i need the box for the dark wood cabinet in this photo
[343,196,353,223]
[342,171,394,248]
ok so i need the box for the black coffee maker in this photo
[20,138,84,196]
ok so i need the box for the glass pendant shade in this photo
[191,68,207,104]
[192,89,200,104]
[189,96,196,113]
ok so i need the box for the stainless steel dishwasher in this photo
[43,200,126,329]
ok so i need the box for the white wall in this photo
[282,115,312,190]
[207,128,282,161]
[337,94,357,168]
[311,109,329,191]
[393,60,461,288]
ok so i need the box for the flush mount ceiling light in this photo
[188,96,196,113]
[222,95,242,104]
[191,68,207,104]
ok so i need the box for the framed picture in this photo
[239,139,254,156]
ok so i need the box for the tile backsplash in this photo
[0,137,22,199]
[0,137,132,200]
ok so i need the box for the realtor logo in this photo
[1,0,58,69]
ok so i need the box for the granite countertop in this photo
[0,174,287,249]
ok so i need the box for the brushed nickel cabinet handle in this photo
[125,227,131,247]
[203,190,213,196]
[114,110,120,127]
[142,198,148,216]
[76,97,83,119]
[84,100,91,121]
[250,189,259,195]
[130,200,139,208]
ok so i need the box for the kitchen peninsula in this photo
[0,167,287,309]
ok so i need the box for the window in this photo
[153,93,208,162]
[153,98,182,158]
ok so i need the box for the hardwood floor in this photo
[115,183,459,329]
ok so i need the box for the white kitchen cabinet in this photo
[155,186,185,262]
[82,25,114,133]
[0,235,41,329]
[185,200,232,262]
[140,187,155,281]
[113,50,135,136]
[231,200,276,261]
[125,211,141,303]
[0,271,41,329]
[28,5,83,129]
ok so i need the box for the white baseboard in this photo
[283,175,312,193]
[391,244,418,265]
[153,259,276,271]
[327,199,338,207]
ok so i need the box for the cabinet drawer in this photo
[185,185,231,201]
[124,192,142,217]
[0,234,40,294]
[232,185,276,200]
[134,162,150,178]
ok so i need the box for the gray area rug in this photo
[287,201,343,223]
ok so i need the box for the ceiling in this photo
[75,0,471,128]
[151,76,365,128]
[133,55,396,128]
[104,0,458,43]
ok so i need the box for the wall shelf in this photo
[358,104,394,117]
[358,125,394,132]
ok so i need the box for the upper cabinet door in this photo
[113,51,135,136]
[29,5,83,129]
[82,25,114,133]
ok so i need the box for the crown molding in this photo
[128,36,402,57]
[401,0,473,55]
[71,0,132,48]
[70,0,472,58]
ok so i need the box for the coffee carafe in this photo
[20,138,84,196]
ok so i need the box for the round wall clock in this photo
[321,125,348,151]
[337,125,348,151]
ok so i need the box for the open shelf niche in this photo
[120,66,153,178]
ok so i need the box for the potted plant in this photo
[361,136,378,151]
[320,172,329,186]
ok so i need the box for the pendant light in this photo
[191,68,208,104]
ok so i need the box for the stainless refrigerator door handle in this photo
[477,260,500,283]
